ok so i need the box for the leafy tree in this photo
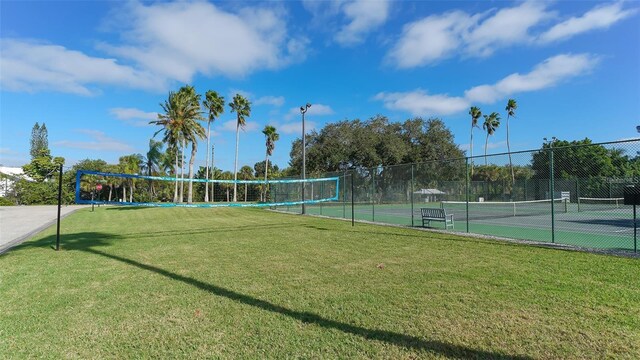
[229,93,251,202]
[254,161,280,179]
[262,125,280,201]
[288,116,463,175]
[22,149,65,182]
[30,122,49,159]
[482,112,500,165]
[468,107,482,176]
[202,90,225,202]
[505,99,518,184]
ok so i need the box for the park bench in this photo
[420,208,454,229]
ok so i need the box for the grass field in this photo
[1,207,639,358]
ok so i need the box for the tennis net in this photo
[577,197,626,212]
[441,198,568,220]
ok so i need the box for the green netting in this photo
[273,139,640,253]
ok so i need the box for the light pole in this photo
[300,103,311,214]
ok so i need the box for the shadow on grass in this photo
[80,246,530,359]
[8,232,122,252]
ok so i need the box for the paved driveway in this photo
[0,205,85,254]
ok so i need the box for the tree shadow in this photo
[564,218,633,228]
[6,232,123,252]
[82,247,531,359]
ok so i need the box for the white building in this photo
[0,166,25,197]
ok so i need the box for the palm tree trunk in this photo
[233,125,240,202]
[470,128,474,177]
[507,117,514,185]
[174,151,179,202]
[108,185,112,202]
[485,134,489,166]
[205,121,211,202]
[180,140,185,203]
[129,181,133,202]
[187,142,196,204]
[264,155,269,202]
[123,184,127,202]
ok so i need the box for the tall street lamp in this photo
[300,103,311,214]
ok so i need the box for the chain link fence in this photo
[274,139,640,253]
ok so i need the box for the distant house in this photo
[0,166,26,197]
[413,188,446,202]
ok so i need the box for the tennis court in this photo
[288,199,636,251]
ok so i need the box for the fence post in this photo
[465,158,470,233]
[550,148,555,244]
[411,164,415,227]
[56,164,63,251]
[371,171,375,222]
[351,173,355,226]
[343,172,347,219]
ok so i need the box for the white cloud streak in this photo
[284,104,334,120]
[278,120,318,135]
[376,53,599,116]
[109,107,157,127]
[387,1,633,68]
[55,129,135,152]
[538,2,637,43]
[0,39,163,95]
[335,0,391,46]
[220,119,260,132]
[102,1,307,81]
[254,95,285,107]
[1,2,307,95]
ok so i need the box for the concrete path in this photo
[0,205,86,254]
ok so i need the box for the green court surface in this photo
[283,201,636,251]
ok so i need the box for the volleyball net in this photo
[75,170,340,208]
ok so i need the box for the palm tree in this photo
[202,90,225,202]
[482,112,501,165]
[151,90,184,202]
[119,154,143,202]
[142,139,163,200]
[176,85,205,204]
[262,125,279,201]
[229,93,251,202]
[505,98,518,185]
[469,106,482,177]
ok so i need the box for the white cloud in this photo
[335,0,391,46]
[387,11,472,68]
[538,2,637,43]
[465,53,599,103]
[374,90,469,116]
[220,119,260,132]
[463,2,551,57]
[278,121,318,135]
[103,1,307,81]
[376,53,599,116]
[285,104,334,120]
[387,2,549,67]
[387,1,633,68]
[1,2,307,95]
[254,95,285,107]
[55,129,135,152]
[109,107,157,127]
[0,39,163,95]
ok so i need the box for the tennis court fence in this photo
[272,139,640,252]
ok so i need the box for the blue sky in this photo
[1,0,639,172]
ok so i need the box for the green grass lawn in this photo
[1,207,639,358]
